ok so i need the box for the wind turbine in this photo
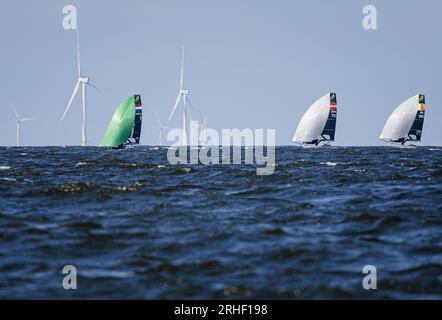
[10,102,37,147]
[154,112,171,146]
[168,46,194,145]
[60,28,99,146]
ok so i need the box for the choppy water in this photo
[0,146,441,299]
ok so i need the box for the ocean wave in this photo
[320,161,338,166]
[75,162,89,167]
[1,177,16,182]
[31,183,95,195]
[0,146,440,299]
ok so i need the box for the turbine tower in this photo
[154,112,171,146]
[11,102,37,147]
[168,46,193,145]
[199,115,210,145]
[60,28,99,146]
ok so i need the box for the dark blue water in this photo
[0,146,441,299]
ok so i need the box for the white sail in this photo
[292,92,333,144]
[379,94,422,142]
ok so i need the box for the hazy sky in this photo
[1,0,441,146]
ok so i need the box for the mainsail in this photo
[292,92,337,145]
[129,95,143,144]
[100,95,143,148]
[380,94,425,145]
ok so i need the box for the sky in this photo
[0,0,441,146]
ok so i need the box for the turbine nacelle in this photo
[181,89,189,95]
[79,77,89,84]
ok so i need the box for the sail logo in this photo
[135,95,142,112]
[135,95,142,105]
[330,93,337,110]
[166,121,276,176]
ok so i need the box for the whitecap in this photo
[321,162,338,166]
[0,166,11,170]
[80,270,133,279]
[1,177,16,181]
[75,162,88,167]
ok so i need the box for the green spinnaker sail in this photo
[99,96,136,147]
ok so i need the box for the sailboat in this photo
[292,92,337,147]
[379,94,425,147]
[100,95,143,149]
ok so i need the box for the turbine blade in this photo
[20,118,38,122]
[60,80,81,122]
[168,92,182,122]
[77,28,81,77]
[87,82,102,94]
[153,112,162,127]
[180,46,185,90]
[186,96,193,111]
[10,101,20,120]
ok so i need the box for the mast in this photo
[16,122,20,147]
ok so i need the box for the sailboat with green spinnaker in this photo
[100,95,143,149]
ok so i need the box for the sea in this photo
[0,146,441,299]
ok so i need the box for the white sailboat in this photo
[380,94,426,147]
[292,92,337,147]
